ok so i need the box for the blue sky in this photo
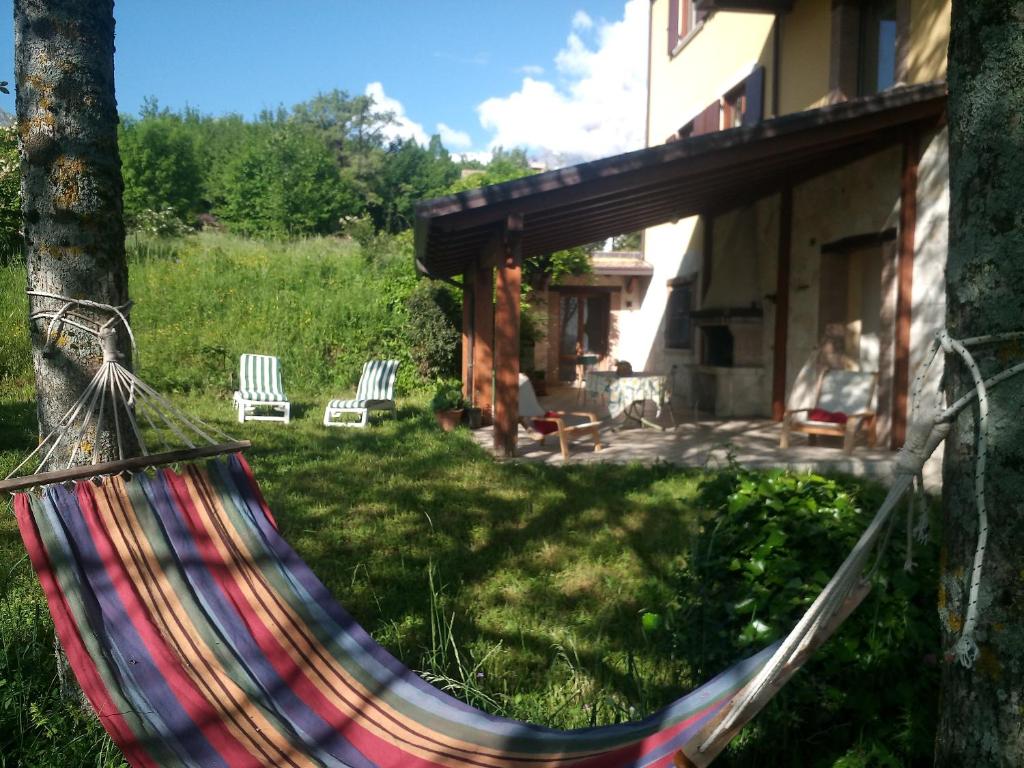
[0,1,647,162]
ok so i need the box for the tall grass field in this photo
[0,233,940,767]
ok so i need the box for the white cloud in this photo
[456,150,494,165]
[436,122,472,150]
[518,64,545,76]
[476,0,647,163]
[572,10,594,30]
[364,81,429,146]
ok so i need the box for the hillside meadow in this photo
[0,233,939,767]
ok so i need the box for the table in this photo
[585,371,673,429]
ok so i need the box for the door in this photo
[558,292,610,382]
[818,246,885,370]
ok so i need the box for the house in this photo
[413,0,950,458]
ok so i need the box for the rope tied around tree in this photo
[2,293,245,496]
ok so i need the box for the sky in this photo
[0,1,648,164]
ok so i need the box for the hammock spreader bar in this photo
[0,440,252,494]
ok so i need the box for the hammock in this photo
[6,294,1020,767]
[14,455,778,768]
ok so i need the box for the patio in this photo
[469,385,942,488]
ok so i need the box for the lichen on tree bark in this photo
[15,0,135,467]
[939,1,1024,765]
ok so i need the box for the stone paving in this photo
[469,386,942,488]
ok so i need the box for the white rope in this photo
[4,292,241,491]
[938,331,989,668]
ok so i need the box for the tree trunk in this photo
[938,2,1024,765]
[15,0,133,467]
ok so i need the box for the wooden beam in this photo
[891,131,918,448]
[771,185,792,421]
[493,215,523,457]
[472,260,494,421]
[462,270,473,402]
[0,441,252,494]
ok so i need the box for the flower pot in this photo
[434,409,464,432]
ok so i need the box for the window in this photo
[722,84,747,129]
[859,0,898,95]
[665,280,693,350]
[676,67,764,138]
[668,0,701,55]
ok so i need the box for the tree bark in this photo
[15,0,133,467]
[938,2,1024,765]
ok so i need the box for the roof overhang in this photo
[694,0,793,13]
[590,252,654,278]
[414,82,946,280]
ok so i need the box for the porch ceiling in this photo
[414,81,946,279]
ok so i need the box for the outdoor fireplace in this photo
[701,325,733,367]
[690,306,766,417]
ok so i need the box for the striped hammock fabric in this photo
[14,455,776,768]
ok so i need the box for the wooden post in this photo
[891,131,918,448]
[462,269,473,402]
[473,260,495,422]
[771,185,792,421]
[493,215,523,457]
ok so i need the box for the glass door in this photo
[558,292,610,382]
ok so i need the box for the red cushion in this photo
[808,408,848,424]
[533,410,561,435]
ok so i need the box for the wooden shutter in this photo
[666,284,693,350]
[668,0,680,55]
[691,100,722,136]
[741,66,766,126]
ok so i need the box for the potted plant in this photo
[431,379,466,432]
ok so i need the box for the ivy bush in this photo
[662,467,940,767]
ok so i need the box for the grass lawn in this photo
[0,239,938,767]
[1,383,714,764]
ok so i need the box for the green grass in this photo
[0,233,938,767]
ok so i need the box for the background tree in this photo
[938,2,1024,765]
[369,135,458,233]
[119,100,203,224]
[15,0,133,467]
[0,122,21,263]
[210,120,341,237]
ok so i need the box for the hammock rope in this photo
[1,294,245,495]
[5,294,1024,767]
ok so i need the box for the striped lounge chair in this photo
[323,359,399,428]
[232,354,290,424]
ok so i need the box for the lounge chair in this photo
[518,373,602,460]
[780,369,877,454]
[233,353,290,424]
[323,359,399,428]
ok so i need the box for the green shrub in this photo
[663,467,939,767]
[405,278,461,379]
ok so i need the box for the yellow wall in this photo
[777,0,831,114]
[907,0,950,83]
[647,0,775,146]
[648,0,949,143]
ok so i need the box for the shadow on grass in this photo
[217,401,705,713]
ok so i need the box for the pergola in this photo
[413,82,946,457]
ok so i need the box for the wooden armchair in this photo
[518,374,602,460]
[780,369,877,455]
